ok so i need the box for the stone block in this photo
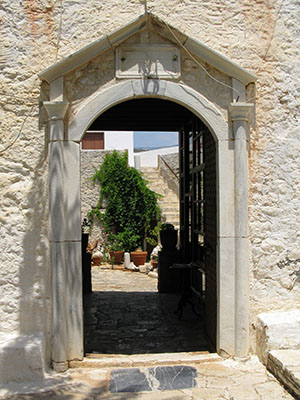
[51,241,83,363]
[131,78,167,97]
[50,77,64,101]
[49,120,64,141]
[217,140,235,237]
[0,333,45,385]
[256,310,300,365]
[49,141,65,242]
[218,237,235,356]
[49,141,81,242]
[63,141,81,241]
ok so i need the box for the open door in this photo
[179,116,217,349]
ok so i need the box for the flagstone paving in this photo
[84,264,208,355]
[0,357,294,399]
[0,266,295,399]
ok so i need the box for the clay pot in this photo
[110,250,124,264]
[92,256,101,266]
[151,260,159,269]
[130,251,147,267]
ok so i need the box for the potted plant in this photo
[88,151,161,255]
[160,223,178,251]
[130,247,148,267]
[116,228,140,253]
[92,250,102,266]
[108,233,124,264]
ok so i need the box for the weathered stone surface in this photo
[110,368,152,392]
[256,310,300,365]
[1,0,300,383]
[267,349,300,399]
[0,333,45,385]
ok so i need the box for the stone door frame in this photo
[44,78,253,369]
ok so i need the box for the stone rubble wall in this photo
[80,150,124,244]
[158,153,179,196]
[0,0,299,372]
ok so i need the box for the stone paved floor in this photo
[0,266,295,399]
[0,357,295,399]
[84,265,208,355]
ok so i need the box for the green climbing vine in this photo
[88,151,161,252]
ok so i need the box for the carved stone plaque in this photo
[116,45,181,79]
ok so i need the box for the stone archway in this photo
[44,79,253,370]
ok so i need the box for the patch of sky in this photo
[134,131,178,149]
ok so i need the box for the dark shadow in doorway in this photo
[83,290,208,355]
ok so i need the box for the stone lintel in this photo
[229,102,253,122]
[44,101,69,121]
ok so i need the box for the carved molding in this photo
[44,101,69,121]
[229,102,253,122]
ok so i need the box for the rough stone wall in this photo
[0,0,299,364]
[80,150,124,243]
[158,153,179,196]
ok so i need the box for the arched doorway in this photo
[82,98,217,350]
[45,79,254,371]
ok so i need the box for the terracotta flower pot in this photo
[92,256,101,266]
[110,250,124,264]
[130,251,147,267]
[151,260,159,269]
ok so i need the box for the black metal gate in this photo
[179,116,217,349]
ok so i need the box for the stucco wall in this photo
[134,146,178,168]
[0,0,300,371]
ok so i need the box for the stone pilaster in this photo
[44,100,83,368]
[229,102,253,357]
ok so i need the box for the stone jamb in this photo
[44,84,83,371]
[229,102,254,357]
[67,79,239,358]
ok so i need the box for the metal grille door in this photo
[179,116,217,349]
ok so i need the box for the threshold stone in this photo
[110,365,197,393]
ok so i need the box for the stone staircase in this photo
[141,167,179,230]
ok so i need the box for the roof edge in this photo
[38,13,149,83]
[39,12,257,85]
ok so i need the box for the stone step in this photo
[161,207,179,217]
[158,196,179,202]
[141,167,180,228]
[69,352,221,369]
[267,350,300,399]
[160,212,179,220]
[159,194,178,199]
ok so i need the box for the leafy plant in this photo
[146,224,161,247]
[108,235,124,252]
[88,151,161,252]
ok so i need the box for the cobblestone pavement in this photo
[84,265,208,354]
[0,266,295,399]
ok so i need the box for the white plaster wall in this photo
[0,0,300,378]
[134,146,178,168]
[104,131,134,166]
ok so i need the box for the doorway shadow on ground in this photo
[83,290,209,355]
